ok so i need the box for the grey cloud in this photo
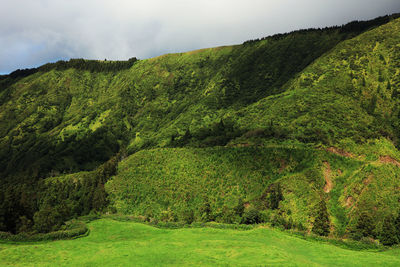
[1,0,400,73]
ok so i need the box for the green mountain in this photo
[1,14,400,245]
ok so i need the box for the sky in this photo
[1,0,400,74]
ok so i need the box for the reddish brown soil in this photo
[325,147,354,158]
[278,159,287,173]
[345,196,353,208]
[379,155,400,167]
[323,161,333,193]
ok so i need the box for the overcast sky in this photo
[1,0,400,74]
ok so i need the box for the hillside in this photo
[1,14,399,179]
[1,14,400,246]
[106,139,400,241]
[234,15,400,144]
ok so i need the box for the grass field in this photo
[1,219,400,266]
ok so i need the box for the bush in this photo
[379,216,399,246]
[258,210,271,223]
[270,213,286,228]
[0,221,88,242]
[242,207,262,224]
[33,207,63,233]
[160,208,177,222]
[351,211,375,240]
[199,198,213,222]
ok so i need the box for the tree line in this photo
[243,13,400,45]
[4,57,139,81]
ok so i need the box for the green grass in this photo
[1,218,400,266]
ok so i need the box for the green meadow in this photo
[1,218,400,266]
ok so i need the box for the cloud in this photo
[1,0,400,73]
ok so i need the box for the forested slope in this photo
[1,14,400,245]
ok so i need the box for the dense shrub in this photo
[379,216,399,246]
[33,206,64,233]
[351,212,376,240]
[242,207,262,224]
[0,220,88,242]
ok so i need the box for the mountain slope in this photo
[106,139,400,241]
[1,15,398,179]
[231,15,400,145]
[1,14,400,242]
[105,17,400,242]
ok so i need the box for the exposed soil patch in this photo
[323,161,333,193]
[345,196,353,208]
[234,143,250,147]
[278,159,287,173]
[65,77,71,87]
[363,175,373,186]
[379,155,400,167]
[325,147,354,158]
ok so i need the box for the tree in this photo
[378,69,384,82]
[312,200,330,236]
[353,211,375,239]
[379,215,399,246]
[234,198,245,217]
[33,206,63,233]
[367,94,377,114]
[268,183,283,210]
[395,214,400,242]
[200,197,212,222]
[387,81,392,90]
[181,208,194,224]
[361,77,366,87]
[92,184,107,211]
[242,207,261,224]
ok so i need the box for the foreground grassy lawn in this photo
[1,219,400,266]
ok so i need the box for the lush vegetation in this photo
[1,218,400,266]
[0,220,88,242]
[106,139,400,244]
[1,14,400,251]
[0,154,119,234]
[2,15,398,180]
